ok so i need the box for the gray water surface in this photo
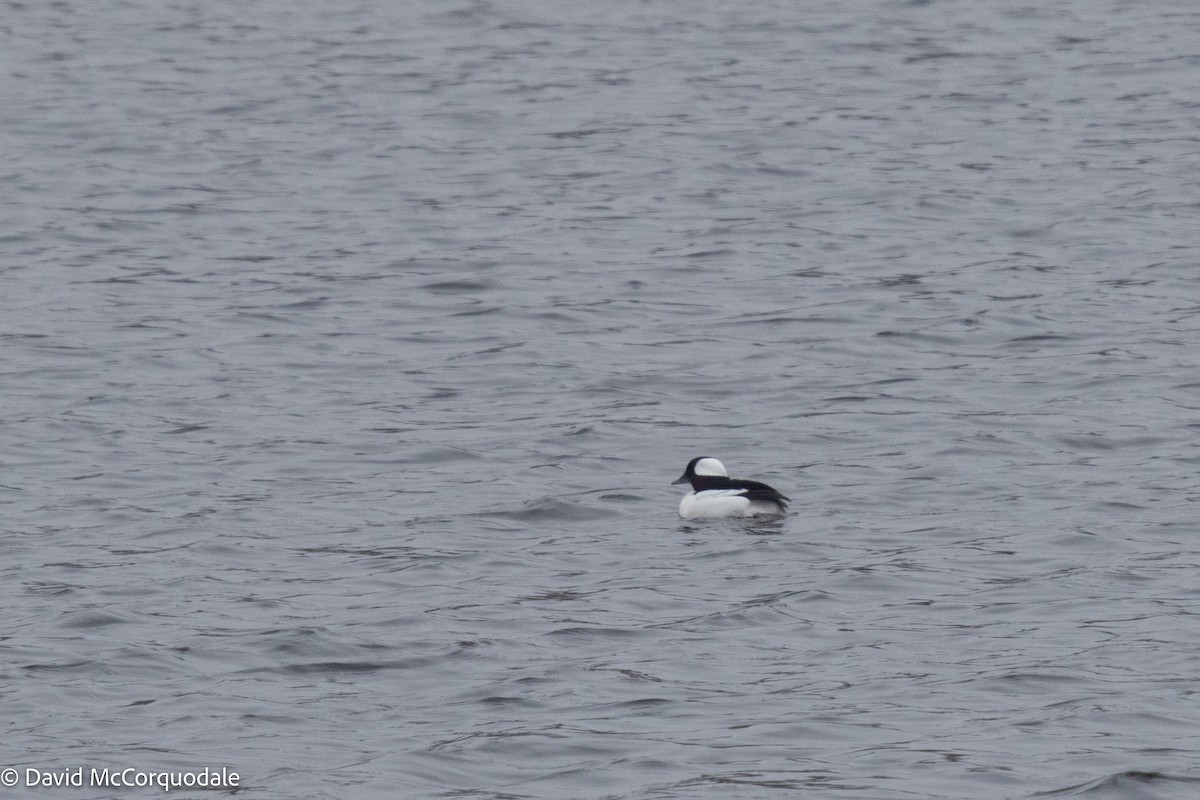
[4,1,1200,798]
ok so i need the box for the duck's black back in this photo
[692,475,790,506]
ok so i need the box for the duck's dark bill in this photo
[671,474,689,485]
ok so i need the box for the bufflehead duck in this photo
[672,457,789,519]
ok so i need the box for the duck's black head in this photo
[671,456,728,486]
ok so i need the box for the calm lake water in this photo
[4,1,1200,798]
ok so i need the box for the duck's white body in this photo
[679,489,781,519]
[673,457,789,520]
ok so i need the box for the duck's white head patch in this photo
[693,457,728,477]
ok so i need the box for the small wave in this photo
[477,496,621,523]
[1035,770,1200,798]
